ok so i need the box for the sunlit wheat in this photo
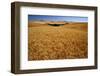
[28,22,88,60]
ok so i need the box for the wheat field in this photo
[28,21,88,60]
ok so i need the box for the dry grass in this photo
[28,21,88,60]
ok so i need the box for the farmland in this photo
[28,21,88,60]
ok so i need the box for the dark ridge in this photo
[48,24,65,26]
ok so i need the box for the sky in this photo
[28,15,88,22]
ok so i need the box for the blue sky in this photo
[28,15,88,22]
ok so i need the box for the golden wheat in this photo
[28,22,88,60]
